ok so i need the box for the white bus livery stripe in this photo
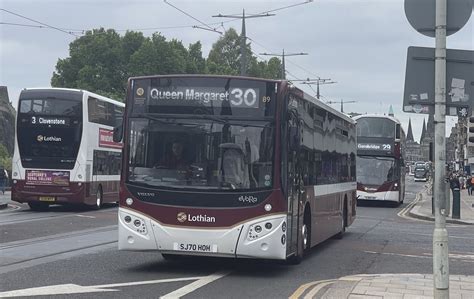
[313,182,356,197]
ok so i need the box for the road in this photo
[1,177,473,298]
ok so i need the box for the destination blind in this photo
[147,86,260,108]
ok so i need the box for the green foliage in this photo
[0,144,11,173]
[206,28,282,79]
[51,27,283,100]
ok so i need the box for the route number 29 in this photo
[262,96,271,103]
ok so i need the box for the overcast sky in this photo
[1,0,472,141]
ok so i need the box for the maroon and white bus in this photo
[11,88,124,210]
[116,75,357,263]
[354,115,406,205]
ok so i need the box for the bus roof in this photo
[20,87,124,106]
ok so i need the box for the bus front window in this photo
[356,156,396,186]
[127,118,274,191]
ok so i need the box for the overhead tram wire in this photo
[164,0,223,34]
[257,0,314,15]
[0,8,79,37]
[247,35,326,82]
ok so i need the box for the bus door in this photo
[286,110,303,255]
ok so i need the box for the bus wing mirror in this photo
[113,122,123,143]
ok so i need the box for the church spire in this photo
[407,118,414,142]
[388,105,394,117]
[420,118,426,143]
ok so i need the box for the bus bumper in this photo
[11,180,85,204]
[118,208,287,260]
[357,190,399,202]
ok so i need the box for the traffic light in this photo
[468,116,474,147]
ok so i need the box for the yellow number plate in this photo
[39,196,55,202]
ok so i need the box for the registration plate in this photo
[364,196,376,199]
[173,243,218,253]
[39,196,55,202]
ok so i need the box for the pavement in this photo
[0,190,11,209]
[294,184,474,298]
[296,273,474,299]
[408,186,474,225]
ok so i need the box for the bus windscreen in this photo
[127,117,274,191]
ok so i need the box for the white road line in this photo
[364,250,474,262]
[75,214,96,219]
[0,276,205,297]
[407,232,473,240]
[160,271,230,299]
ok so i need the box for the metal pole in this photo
[240,9,247,76]
[282,49,286,79]
[316,80,320,99]
[433,0,449,297]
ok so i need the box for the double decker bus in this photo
[116,75,357,263]
[11,88,124,210]
[354,115,406,204]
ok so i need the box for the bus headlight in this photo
[247,218,281,241]
[126,198,133,206]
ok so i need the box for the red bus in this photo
[116,75,357,263]
[11,88,124,210]
[354,115,406,205]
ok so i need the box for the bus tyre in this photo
[335,203,347,239]
[28,201,49,211]
[288,213,311,265]
[92,187,103,210]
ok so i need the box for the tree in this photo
[51,27,281,101]
[207,28,281,79]
[207,28,241,75]
[52,28,126,100]
[52,29,209,100]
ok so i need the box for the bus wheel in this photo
[335,201,347,239]
[92,187,103,210]
[28,201,49,211]
[288,210,311,265]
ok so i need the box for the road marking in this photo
[160,271,230,299]
[407,232,473,240]
[364,250,474,262]
[289,279,336,299]
[397,192,421,219]
[0,276,205,297]
[75,214,96,219]
[303,281,334,299]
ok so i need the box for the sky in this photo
[1,0,473,142]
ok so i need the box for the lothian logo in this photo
[177,212,215,223]
[177,212,187,223]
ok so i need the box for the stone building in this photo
[0,86,15,155]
